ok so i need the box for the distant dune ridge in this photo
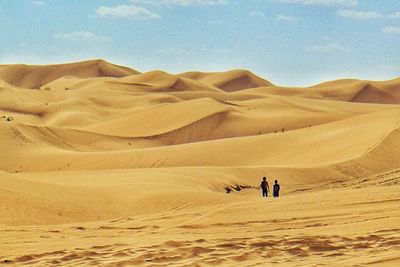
[179,69,273,92]
[0,59,139,89]
[1,59,399,266]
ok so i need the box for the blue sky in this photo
[0,0,399,86]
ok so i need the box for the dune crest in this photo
[0,59,139,89]
[179,69,273,92]
[244,78,400,104]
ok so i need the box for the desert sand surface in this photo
[0,59,399,266]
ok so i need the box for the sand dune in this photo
[245,78,400,104]
[179,69,273,92]
[1,60,399,266]
[0,59,139,89]
[310,78,400,103]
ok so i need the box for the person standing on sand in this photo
[273,180,280,198]
[260,177,269,197]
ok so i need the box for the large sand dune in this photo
[0,60,139,89]
[0,60,399,266]
[246,78,400,104]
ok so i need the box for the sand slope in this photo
[0,60,399,266]
[245,78,400,104]
[0,59,139,89]
[179,69,273,92]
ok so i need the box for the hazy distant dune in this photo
[244,78,400,104]
[0,59,139,89]
[179,69,273,92]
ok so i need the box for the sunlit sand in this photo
[1,60,399,266]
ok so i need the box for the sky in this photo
[0,0,399,86]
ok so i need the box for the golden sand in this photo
[0,60,399,266]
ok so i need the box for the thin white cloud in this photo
[388,12,400,19]
[129,0,228,6]
[337,10,382,20]
[306,43,346,53]
[383,26,400,34]
[54,31,111,43]
[272,0,357,7]
[207,20,226,25]
[377,65,400,72]
[250,11,266,18]
[277,14,295,21]
[155,47,190,56]
[96,5,160,19]
[32,0,44,5]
